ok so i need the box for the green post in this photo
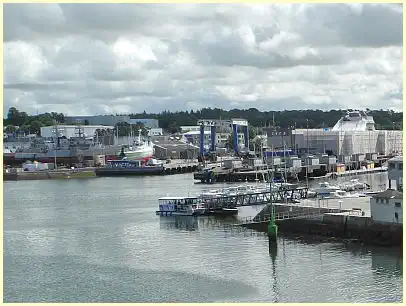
[267,201,278,241]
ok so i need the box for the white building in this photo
[180,126,200,133]
[370,189,403,224]
[388,157,403,191]
[40,125,114,139]
[182,130,245,148]
[148,128,163,136]
[266,111,403,156]
[370,156,403,224]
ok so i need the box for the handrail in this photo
[237,207,345,225]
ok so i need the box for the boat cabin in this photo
[158,196,201,212]
[105,160,142,168]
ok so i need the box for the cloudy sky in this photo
[4,3,403,116]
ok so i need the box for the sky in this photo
[4,3,403,116]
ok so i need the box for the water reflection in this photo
[160,216,199,231]
[268,238,279,302]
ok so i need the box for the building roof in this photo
[154,143,199,150]
[40,125,114,128]
[372,189,403,200]
[184,131,211,135]
[389,156,403,163]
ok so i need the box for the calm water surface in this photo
[4,173,402,302]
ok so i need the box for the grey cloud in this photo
[299,4,402,47]
[3,3,403,116]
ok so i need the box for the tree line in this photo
[4,106,403,136]
[128,108,403,132]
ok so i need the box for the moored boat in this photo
[95,159,163,176]
[156,196,207,216]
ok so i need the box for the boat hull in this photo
[95,166,163,176]
[156,211,201,217]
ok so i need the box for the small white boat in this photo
[340,179,370,191]
[312,182,342,197]
[156,196,206,216]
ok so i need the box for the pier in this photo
[163,161,200,174]
[194,164,389,184]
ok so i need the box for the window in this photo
[395,202,401,208]
[386,199,389,204]
[398,163,403,170]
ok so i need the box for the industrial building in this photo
[153,142,200,160]
[40,125,114,139]
[65,115,159,128]
[65,115,130,126]
[266,111,403,156]
[370,157,403,225]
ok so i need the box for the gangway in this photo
[200,186,309,210]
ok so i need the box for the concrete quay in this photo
[240,198,401,247]
[4,168,96,181]
[4,160,200,180]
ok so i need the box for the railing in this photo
[236,207,346,225]
[201,187,309,209]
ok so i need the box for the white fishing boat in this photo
[119,130,154,161]
[156,196,206,216]
[312,182,342,197]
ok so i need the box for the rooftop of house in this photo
[389,156,403,163]
[372,189,403,200]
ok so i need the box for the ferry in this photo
[156,196,207,216]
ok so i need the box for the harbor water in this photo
[4,172,402,302]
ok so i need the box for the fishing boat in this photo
[118,130,154,162]
[156,196,207,216]
[308,181,344,198]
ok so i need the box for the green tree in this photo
[30,120,43,135]
[5,125,17,134]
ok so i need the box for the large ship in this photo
[118,130,154,161]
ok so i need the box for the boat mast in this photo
[306,118,309,188]
[268,145,277,241]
